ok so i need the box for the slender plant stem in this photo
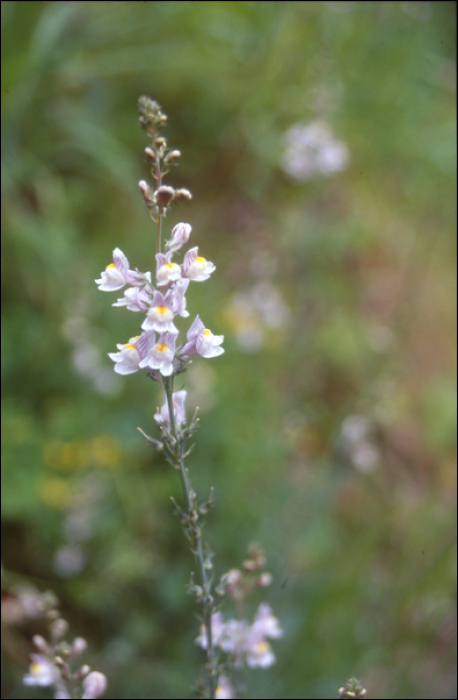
[163,377,217,700]
[155,153,162,253]
[153,184,216,697]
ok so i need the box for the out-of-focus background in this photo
[1,2,456,698]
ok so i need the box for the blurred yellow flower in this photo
[38,478,71,509]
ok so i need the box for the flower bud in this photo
[144,147,156,165]
[154,136,167,150]
[338,678,367,698]
[242,559,258,573]
[164,149,181,166]
[154,186,175,206]
[70,636,88,657]
[138,180,154,206]
[224,568,244,600]
[82,671,107,699]
[32,635,49,654]
[255,572,273,587]
[138,96,167,136]
[50,617,69,641]
[174,188,193,202]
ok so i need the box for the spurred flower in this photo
[241,603,283,669]
[169,278,190,318]
[156,252,182,287]
[23,655,60,687]
[182,315,224,359]
[112,286,152,312]
[142,290,178,334]
[95,248,137,291]
[244,638,276,668]
[108,336,142,375]
[251,603,283,640]
[182,247,216,282]
[139,332,177,377]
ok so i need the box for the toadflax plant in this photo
[95,97,282,699]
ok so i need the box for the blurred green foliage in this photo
[1,2,456,698]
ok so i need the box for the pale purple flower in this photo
[165,222,192,253]
[243,603,282,668]
[135,330,156,363]
[220,617,276,669]
[219,619,247,661]
[95,248,137,291]
[215,675,235,699]
[141,290,178,334]
[156,252,182,287]
[169,278,190,318]
[112,286,152,312]
[251,603,283,640]
[23,654,60,687]
[82,671,107,699]
[196,604,282,670]
[182,246,216,281]
[182,315,224,359]
[195,611,227,650]
[108,336,142,375]
[245,638,276,668]
[154,390,187,427]
[139,332,177,377]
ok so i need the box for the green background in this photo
[1,2,456,698]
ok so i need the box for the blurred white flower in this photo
[339,415,380,473]
[23,654,60,687]
[224,283,290,353]
[282,121,350,181]
[52,544,86,578]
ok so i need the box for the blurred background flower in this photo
[1,2,456,699]
[282,121,350,181]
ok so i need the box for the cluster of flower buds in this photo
[95,222,224,385]
[216,542,273,603]
[138,181,193,222]
[22,594,106,699]
[137,96,168,140]
[137,96,193,224]
[338,677,367,699]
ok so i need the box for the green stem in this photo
[156,153,162,253]
[152,140,216,698]
[164,377,217,700]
